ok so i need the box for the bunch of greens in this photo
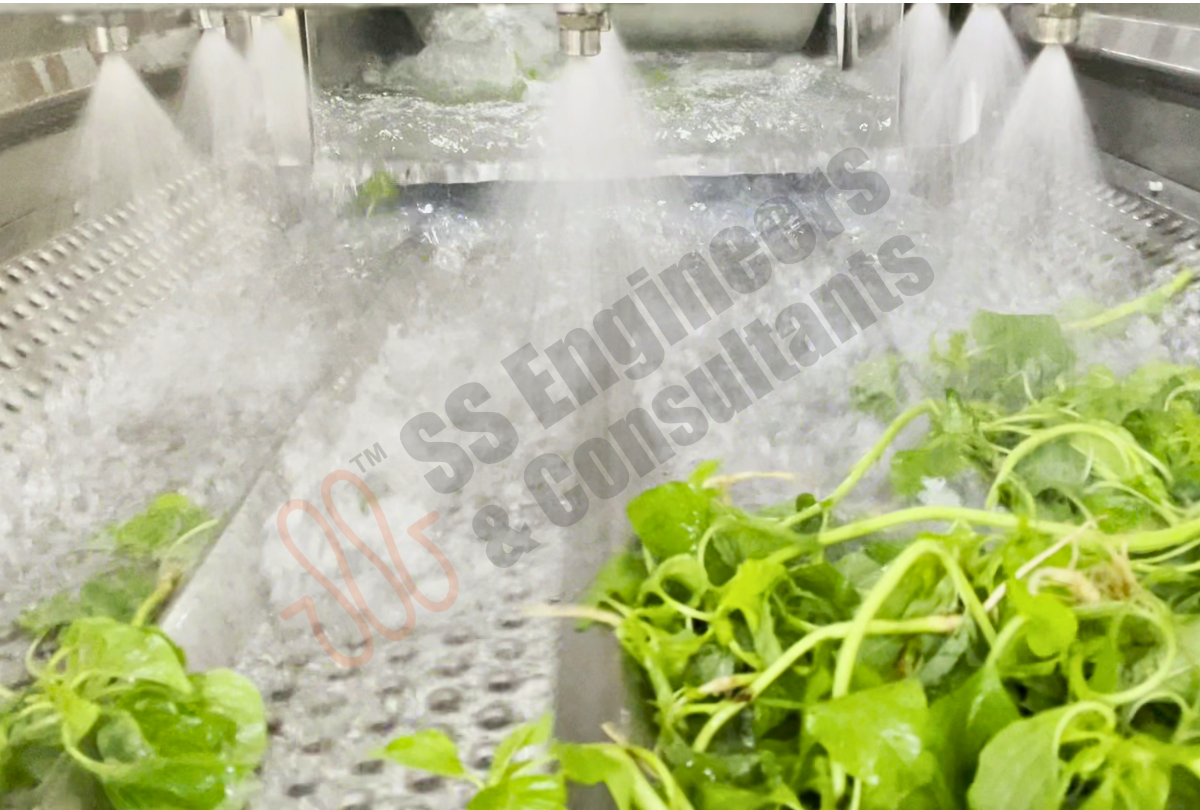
[378,713,694,810]
[0,618,265,809]
[2,494,260,809]
[386,272,1200,809]
[17,493,218,638]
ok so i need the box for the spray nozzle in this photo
[1032,3,1080,45]
[555,4,610,57]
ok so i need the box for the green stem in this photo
[985,423,1146,509]
[1164,381,1200,410]
[1062,268,1194,332]
[1067,602,1177,707]
[782,400,936,529]
[830,541,996,701]
[691,614,962,752]
[163,518,219,558]
[131,570,181,627]
[816,505,1075,546]
[817,503,1200,555]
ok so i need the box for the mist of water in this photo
[993,46,1100,195]
[73,55,198,217]
[506,34,690,337]
[910,5,1024,150]
[898,4,952,145]
[180,30,261,165]
[247,19,313,166]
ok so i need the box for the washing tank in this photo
[2,5,1200,810]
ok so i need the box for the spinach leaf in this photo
[377,728,467,778]
[628,482,715,560]
[965,311,1075,407]
[805,679,935,809]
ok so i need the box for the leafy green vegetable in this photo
[627,480,716,560]
[16,494,216,638]
[353,170,402,216]
[387,279,1200,810]
[377,728,466,778]
[105,493,212,560]
[1,617,264,809]
[18,565,158,637]
[851,352,906,422]
[805,679,935,809]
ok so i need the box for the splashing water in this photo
[73,55,198,216]
[180,30,261,165]
[247,19,312,166]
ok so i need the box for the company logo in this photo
[276,469,458,667]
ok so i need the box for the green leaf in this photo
[18,564,158,637]
[805,679,935,809]
[628,482,714,559]
[1079,736,1171,810]
[59,618,192,696]
[468,773,567,810]
[700,780,803,810]
[556,743,638,810]
[377,728,466,779]
[852,352,906,422]
[892,441,971,497]
[688,460,722,490]
[617,617,705,684]
[354,170,402,215]
[487,713,553,784]
[100,758,231,810]
[54,692,100,746]
[639,554,709,607]
[105,492,212,560]
[791,493,822,534]
[1007,578,1078,658]
[95,712,150,765]
[585,551,648,610]
[964,311,1076,407]
[193,670,266,768]
[717,559,788,634]
[926,668,1019,800]
[967,705,1112,810]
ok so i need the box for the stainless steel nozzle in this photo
[1032,3,1080,45]
[87,23,130,55]
[61,12,132,55]
[555,3,608,56]
[195,9,226,31]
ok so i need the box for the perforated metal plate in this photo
[0,170,252,437]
